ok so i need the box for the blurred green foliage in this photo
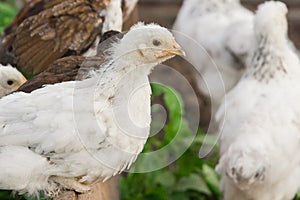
[0,2,17,35]
[121,83,220,200]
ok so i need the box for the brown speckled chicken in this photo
[17,30,123,93]
[0,0,138,75]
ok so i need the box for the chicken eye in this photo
[7,80,14,86]
[152,39,161,46]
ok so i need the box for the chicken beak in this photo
[162,40,185,57]
[157,40,185,59]
[21,75,27,84]
[162,49,186,57]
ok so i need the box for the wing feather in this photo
[13,0,104,74]
[0,80,107,155]
[17,56,108,93]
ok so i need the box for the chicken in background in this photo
[173,0,255,114]
[216,2,300,199]
[0,64,26,97]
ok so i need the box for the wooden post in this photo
[53,176,120,200]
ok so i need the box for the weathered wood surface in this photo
[53,176,119,200]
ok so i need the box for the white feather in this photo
[216,2,300,199]
[0,23,181,196]
[173,0,254,110]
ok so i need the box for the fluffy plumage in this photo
[173,0,254,111]
[0,64,26,98]
[216,2,300,199]
[0,23,184,196]
[0,0,138,75]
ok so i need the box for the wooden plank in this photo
[53,191,76,200]
[53,176,120,200]
[77,177,120,200]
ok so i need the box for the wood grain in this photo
[53,176,120,200]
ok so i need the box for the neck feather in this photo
[92,57,155,96]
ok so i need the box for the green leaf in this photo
[153,171,175,188]
[143,187,169,200]
[175,173,211,195]
[201,164,221,197]
[169,192,190,200]
[0,2,17,35]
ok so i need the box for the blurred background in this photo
[138,0,300,48]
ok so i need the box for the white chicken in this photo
[173,0,254,111]
[0,23,184,197]
[0,64,26,98]
[216,1,300,200]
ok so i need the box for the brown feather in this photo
[0,0,137,76]
[17,29,121,93]
[4,0,47,35]
[0,0,111,75]
[12,0,106,75]
[17,55,108,93]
